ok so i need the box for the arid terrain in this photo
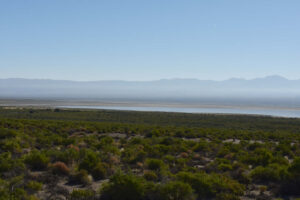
[0,107,299,199]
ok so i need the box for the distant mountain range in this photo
[0,76,300,106]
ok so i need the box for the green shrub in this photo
[143,170,158,181]
[99,136,114,146]
[92,162,107,180]
[276,143,292,156]
[24,151,49,170]
[192,141,209,152]
[250,164,288,183]
[0,179,9,200]
[26,181,43,193]
[247,148,273,167]
[101,173,145,200]
[70,189,94,200]
[160,181,195,200]
[0,128,17,139]
[78,150,100,173]
[217,147,231,158]
[48,148,80,164]
[69,170,92,185]
[146,158,165,171]
[0,153,13,172]
[218,163,233,172]
[0,138,22,153]
[289,157,300,175]
[176,172,244,199]
[121,146,146,164]
[9,188,27,200]
[279,157,300,196]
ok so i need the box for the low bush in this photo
[92,162,107,180]
[279,157,300,195]
[176,172,244,199]
[160,181,195,200]
[143,170,158,181]
[78,150,100,173]
[70,189,95,200]
[69,170,92,185]
[0,128,17,139]
[24,151,49,170]
[101,173,145,200]
[26,181,43,194]
[51,161,70,175]
[0,153,13,173]
[250,164,288,183]
[146,158,165,171]
[218,163,233,172]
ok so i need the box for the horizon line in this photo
[1,75,300,82]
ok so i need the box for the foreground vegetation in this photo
[0,107,299,200]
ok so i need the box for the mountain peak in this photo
[264,75,287,80]
[251,75,288,81]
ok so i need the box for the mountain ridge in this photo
[1,75,299,82]
[1,76,299,103]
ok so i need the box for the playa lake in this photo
[59,105,300,118]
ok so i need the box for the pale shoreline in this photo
[0,98,300,111]
[1,98,300,118]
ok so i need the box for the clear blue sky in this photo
[1,0,300,81]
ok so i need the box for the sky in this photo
[1,0,300,81]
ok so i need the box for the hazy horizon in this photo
[1,76,300,109]
[1,74,300,82]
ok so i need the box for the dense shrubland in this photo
[0,107,299,199]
